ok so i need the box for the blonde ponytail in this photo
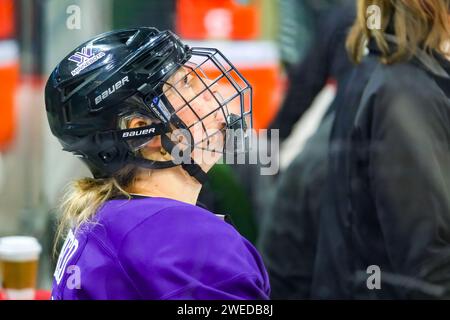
[53,166,138,256]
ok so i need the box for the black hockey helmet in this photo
[45,27,252,183]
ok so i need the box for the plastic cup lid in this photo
[0,236,42,262]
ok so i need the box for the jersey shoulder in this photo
[91,197,212,249]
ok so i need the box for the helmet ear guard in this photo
[62,122,170,178]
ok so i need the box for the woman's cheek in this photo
[188,122,204,143]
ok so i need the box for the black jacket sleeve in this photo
[354,77,450,297]
[258,115,333,299]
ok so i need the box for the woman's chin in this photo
[191,149,223,171]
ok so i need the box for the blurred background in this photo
[0,0,344,290]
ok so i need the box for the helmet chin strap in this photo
[160,133,208,185]
[129,139,208,185]
[123,130,208,185]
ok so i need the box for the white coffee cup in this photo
[0,236,42,300]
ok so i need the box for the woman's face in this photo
[162,66,229,168]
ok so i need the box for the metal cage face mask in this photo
[150,47,253,157]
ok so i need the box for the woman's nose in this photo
[214,107,226,124]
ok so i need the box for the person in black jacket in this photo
[261,0,450,299]
[343,0,450,298]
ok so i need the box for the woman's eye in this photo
[183,75,190,87]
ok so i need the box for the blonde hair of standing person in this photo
[346,0,450,64]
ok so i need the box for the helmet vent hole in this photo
[144,59,160,71]
[63,105,71,123]
[64,78,85,97]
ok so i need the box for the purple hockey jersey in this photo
[51,196,271,300]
